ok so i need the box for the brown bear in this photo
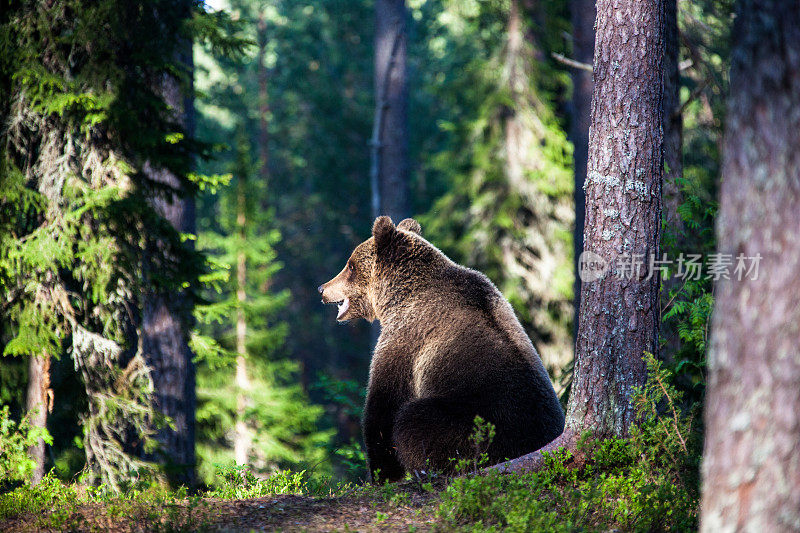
[318,216,564,481]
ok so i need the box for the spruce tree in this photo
[0,0,244,490]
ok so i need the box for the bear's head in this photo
[318,216,424,322]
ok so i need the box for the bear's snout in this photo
[317,285,324,294]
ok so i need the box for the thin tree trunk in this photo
[370,0,409,348]
[239,8,268,464]
[660,0,684,360]
[257,9,270,188]
[234,171,251,466]
[700,2,800,530]
[141,39,196,486]
[25,353,51,484]
[371,0,409,223]
[569,0,595,341]
[662,0,682,235]
[491,0,664,473]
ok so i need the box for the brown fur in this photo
[319,216,564,481]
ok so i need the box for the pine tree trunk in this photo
[569,0,595,340]
[25,353,51,484]
[371,0,409,223]
[490,0,664,473]
[567,0,663,436]
[141,41,196,486]
[700,2,800,530]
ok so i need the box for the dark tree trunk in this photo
[491,0,664,473]
[25,353,51,484]
[700,2,800,530]
[569,0,595,340]
[662,0,682,234]
[660,0,684,360]
[141,41,196,486]
[371,0,409,223]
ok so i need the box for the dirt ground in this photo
[201,492,438,532]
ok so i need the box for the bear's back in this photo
[406,263,552,398]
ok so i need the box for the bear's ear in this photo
[397,218,421,235]
[372,216,396,250]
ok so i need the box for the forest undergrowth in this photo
[0,354,700,532]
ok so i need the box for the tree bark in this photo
[371,0,409,223]
[490,0,664,473]
[569,0,595,340]
[141,40,196,486]
[567,0,664,436]
[700,2,800,530]
[25,353,52,484]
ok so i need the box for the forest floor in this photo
[0,480,441,532]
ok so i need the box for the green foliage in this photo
[0,473,212,531]
[332,439,368,479]
[661,187,717,393]
[196,357,331,484]
[0,405,53,489]
[0,474,80,527]
[194,1,377,450]
[453,416,496,476]
[0,0,731,510]
[207,465,308,499]
[312,374,365,422]
[0,354,700,531]
[438,355,700,532]
[310,374,368,479]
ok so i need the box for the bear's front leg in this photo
[363,387,405,482]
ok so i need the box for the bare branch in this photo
[551,52,593,72]
[673,78,710,120]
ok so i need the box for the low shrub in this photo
[438,353,701,532]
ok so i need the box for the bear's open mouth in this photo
[336,297,350,319]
